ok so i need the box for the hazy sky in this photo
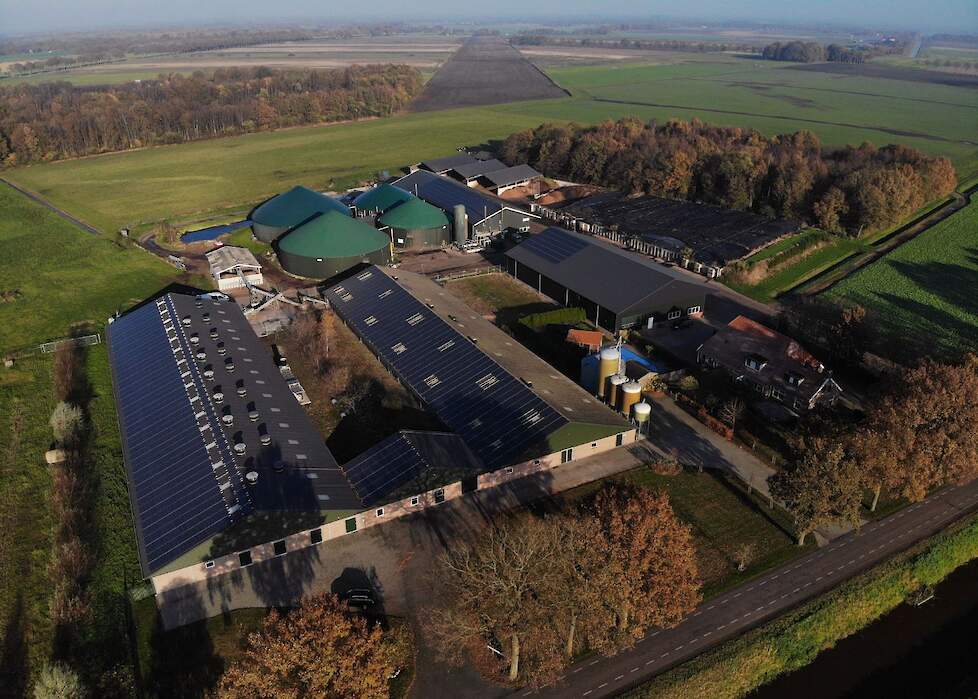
[0,0,975,36]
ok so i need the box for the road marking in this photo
[589,660,599,666]
[703,631,713,637]
[675,644,685,651]
[573,667,583,674]
[693,611,701,617]
[583,691,592,697]
[717,623,726,630]
[816,576,823,582]
[792,587,800,593]
[630,667,640,673]
[614,675,624,681]
[706,605,715,611]
[755,606,764,613]
[598,683,607,689]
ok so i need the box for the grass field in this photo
[825,198,978,360]
[6,53,977,238]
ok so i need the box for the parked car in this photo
[341,588,375,610]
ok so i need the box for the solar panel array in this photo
[343,433,427,506]
[517,226,589,264]
[325,268,568,471]
[108,295,251,574]
[394,170,503,224]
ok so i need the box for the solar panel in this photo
[517,227,589,264]
[107,296,250,574]
[343,433,426,505]
[394,170,503,224]
[324,269,567,471]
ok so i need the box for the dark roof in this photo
[394,170,504,224]
[353,183,412,213]
[450,158,508,180]
[107,292,360,575]
[419,153,478,173]
[343,431,483,506]
[481,164,542,188]
[378,197,449,230]
[561,192,799,267]
[699,315,838,405]
[323,267,568,470]
[505,227,708,315]
[277,211,390,259]
[251,186,350,228]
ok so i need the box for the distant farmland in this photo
[825,198,978,361]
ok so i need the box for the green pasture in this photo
[825,199,978,360]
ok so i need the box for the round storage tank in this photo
[276,211,391,279]
[251,185,351,243]
[353,183,411,215]
[633,401,651,432]
[608,374,628,408]
[597,347,620,399]
[620,381,642,415]
[378,197,450,250]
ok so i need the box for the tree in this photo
[678,375,699,393]
[587,486,701,654]
[33,662,86,699]
[720,398,745,430]
[50,402,84,447]
[219,593,404,699]
[769,436,864,545]
[855,356,978,505]
[813,187,849,232]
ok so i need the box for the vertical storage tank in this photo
[597,347,620,399]
[620,381,642,415]
[608,374,628,408]
[453,204,468,245]
[633,401,651,433]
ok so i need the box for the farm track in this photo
[791,184,977,297]
[0,178,100,235]
[589,97,978,145]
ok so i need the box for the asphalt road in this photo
[518,478,978,699]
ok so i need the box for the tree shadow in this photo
[0,593,28,699]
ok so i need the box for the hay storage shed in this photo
[276,211,391,279]
[353,183,412,215]
[250,185,350,243]
[378,197,451,249]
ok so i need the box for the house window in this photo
[345,517,357,534]
[616,433,624,447]
[667,309,682,320]
[771,388,785,401]
[561,448,573,464]
[410,496,420,506]
[376,507,385,518]
[745,354,768,371]
[687,305,701,314]
[785,371,805,387]
[505,467,514,475]
[273,540,287,556]
[309,528,323,545]
[434,488,445,504]
[204,560,215,569]
[238,550,253,567]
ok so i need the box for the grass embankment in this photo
[825,198,978,360]
[0,184,184,690]
[623,509,978,699]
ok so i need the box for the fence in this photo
[39,333,101,354]
[434,265,503,283]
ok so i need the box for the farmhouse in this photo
[205,246,263,291]
[551,192,800,277]
[697,315,842,412]
[274,210,391,279]
[393,169,536,242]
[249,185,350,243]
[505,227,708,333]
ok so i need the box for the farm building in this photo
[479,164,543,194]
[697,315,842,412]
[417,152,482,174]
[377,197,451,249]
[275,211,391,279]
[250,185,351,243]
[505,227,708,333]
[552,192,800,277]
[447,158,508,186]
[205,246,263,291]
[352,183,412,215]
[393,169,536,242]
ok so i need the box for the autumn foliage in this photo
[499,118,956,235]
[431,486,701,688]
[218,593,406,699]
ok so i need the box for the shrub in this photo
[49,402,84,447]
[33,663,86,699]
[678,375,700,392]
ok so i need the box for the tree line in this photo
[0,65,423,166]
[771,353,978,544]
[760,41,866,63]
[499,118,956,235]
[431,486,701,687]
[512,34,759,54]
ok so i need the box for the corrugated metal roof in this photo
[481,164,542,188]
[450,158,508,180]
[506,227,708,315]
[419,153,478,173]
[205,246,261,274]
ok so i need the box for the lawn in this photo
[825,198,978,360]
[446,273,551,317]
[0,182,181,352]
[553,467,803,597]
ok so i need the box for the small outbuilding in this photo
[353,183,412,215]
[276,211,391,279]
[205,246,263,291]
[250,185,350,243]
[377,197,451,249]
